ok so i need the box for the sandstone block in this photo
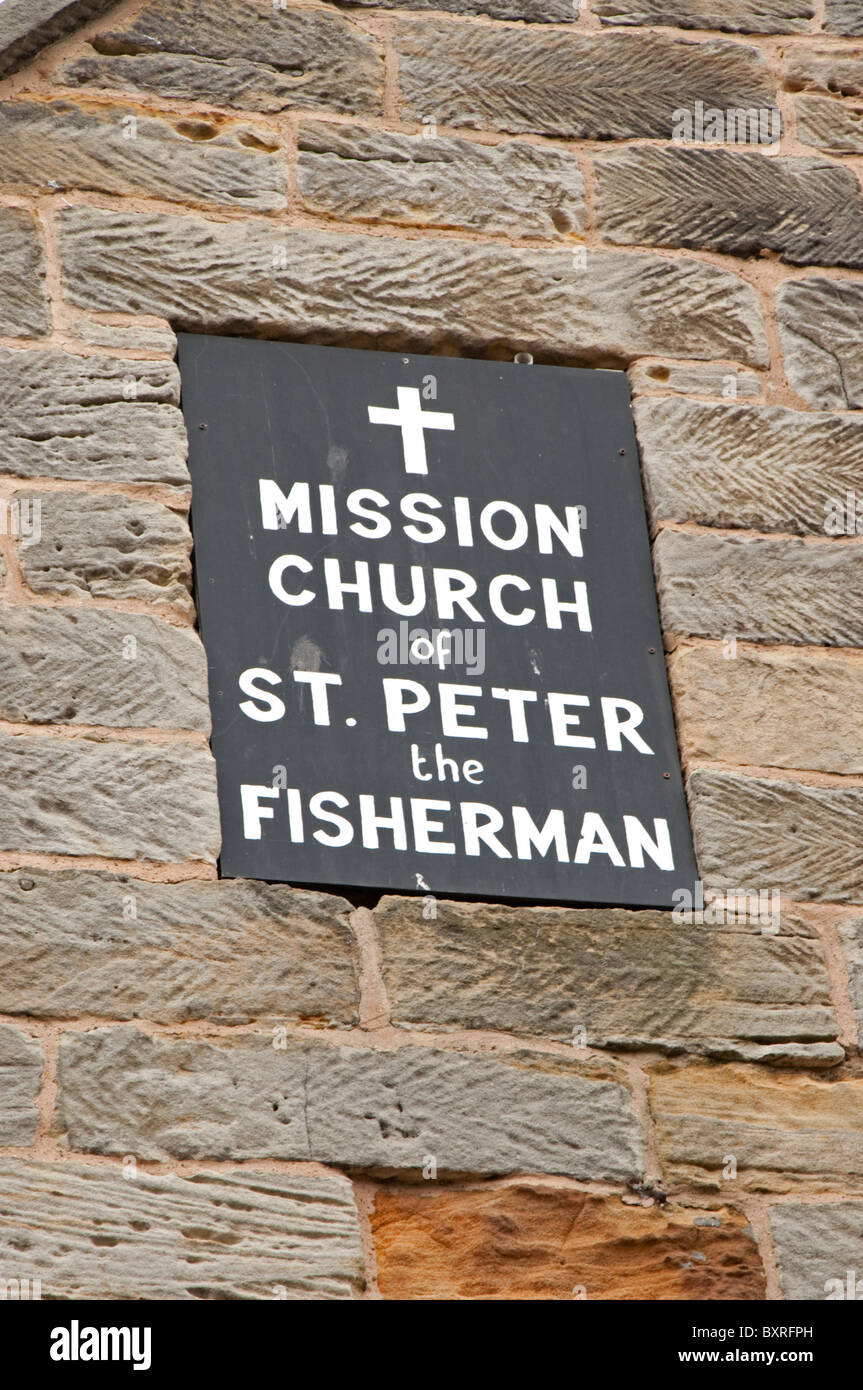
[0,1025,42,1146]
[0,869,358,1025]
[0,606,209,730]
[297,120,585,238]
[653,531,863,646]
[628,361,761,397]
[0,732,219,862]
[18,491,194,616]
[374,1186,766,1299]
[394,23,775,140]
[0,207,49,337]
[0,1160,363,1298]
[635,397,862,533]
[786,45,863,96]
[57,0,383,115]
[771,1202,863,1299]
[689,769,863,905]
[342,0,574,17]
[669,643,863,775]
[776,277,863,408]
[0,99,285,211]
[593,0,811,29]
[58,1028,643,1180]
[838,919,863,1048]
[651,1062,863,1192]
[375,895,838,1064]
[0,0,118,81]
[826,0,863,34]
[795,94,863,153]
[56,206,768,365]
[596,146,863,269]
[0,347,187,485]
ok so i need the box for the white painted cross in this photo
[367,386,454,475]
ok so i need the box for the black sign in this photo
[179,335,697,908]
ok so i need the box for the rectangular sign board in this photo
[179,335,698,907]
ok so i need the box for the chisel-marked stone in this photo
[772,1202,863,1298]
[297,120,585,238]
[669,643,863,775]
[795,94,863,153]
[56,206,768,365]
[635,397,863,533]
[0,1026,42,1145]
[0,100,285,210]
[0,732,219,862]
[689,769,863,904]
[825,0,863,34]
[593,0,812,29]
[0,207,49,336]
[653,531,863,646]
[374,895,838,1064]
[0,869,358,1025]
[776,277,863,408]
[651,1062,863,1192]
[0,348,187,485]
[58,1027,643,1180]
[394,23,775,139]
[596,146,863,268]
[0,607,209,730]
[56,0,383,115]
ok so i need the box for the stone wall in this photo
[0,0,861,1300]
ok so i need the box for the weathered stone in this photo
[394,23,775,140]
[689,769,863,905]
[786,44,863,96]
[0,99,285,211]
[374,1187,766,1299]
[57,0,383,115]
[56,206,767,365]
[18,491,194,616]
[594,0,810,27]
[0,869,358,1025]
[297,120,585,238]
[653,531,863,646]
[838,919,863,1047]
[0,606,209,730]
[0,207,49,337]
[0,0,117,81]
[635,398,863,534]
[795,94,863,153]
[669,643,863,775]
[596,147,863,269]
[69,316,177,354]
[0,348,187,485]
[771,1202,863,1299]
[375,896,839,1064]
[58,1028,642,1180]
[0,731,218,862]
[628,360,761,397]
[0,1160,363,1299]
[825,0,863,34]
[776,277,863,409]
[651,1062,863,1192]
[343,0,574,19]
[0,1025,42,1146]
